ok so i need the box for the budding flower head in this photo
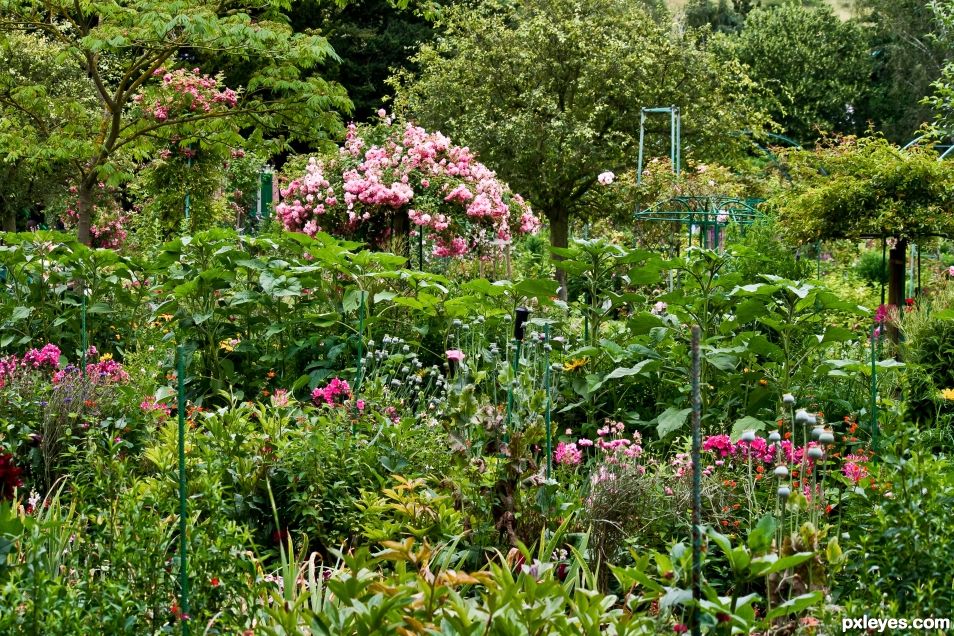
[740,430,757,443]
[783,393,795,406]
[795,409,816,426]
[774,465,789,478]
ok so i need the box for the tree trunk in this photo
[887,238,907,343]
[77,184,94,246]
[547,206,570,300]
[1,206,15,233]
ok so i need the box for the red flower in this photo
[210,577,220,587]
[673,624,689,634]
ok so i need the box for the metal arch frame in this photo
[901,134,954,159]
[637,106,681,184]
[633,195,766,251]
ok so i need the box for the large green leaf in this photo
[657,407,692,438]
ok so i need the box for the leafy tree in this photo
[853,0,947,142]
[391,0,767,290]
[0,32,99,231]
[922,0,954,136]
[287,0,441,121]
[684,0,746,34]
[0,0,360,244]
[722,2,870,143]
[770,136,954,321]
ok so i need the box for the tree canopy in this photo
[771,136,954,243]
[391,0,768,273]
[0,0,356,243]
[720,2,869,143]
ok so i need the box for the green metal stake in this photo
[176,345,190,634]
[544,325,552,480]
[690,325,702,636]
[353,294,366,433]
[81,290,88,380]
[870,325,879,456]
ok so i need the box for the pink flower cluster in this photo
[53,358,129,385]
[61,183,129,250]
[311,377,352,407]
[0,344,62,387]
[702,434,807,465]
[842,454,869,483]
[276,116,540,257]
[141,67,238,122]
[22,344,61,370]
[554,441,583,466]
[557,421,645,470]
[140,395,172,417]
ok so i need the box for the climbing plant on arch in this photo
[770,136,954,330]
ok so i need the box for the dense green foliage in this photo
[719,2,869,142]
[391,0,768,258]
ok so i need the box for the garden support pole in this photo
[81,290,87,380]
[870,326,879,456]
[690,325,702,636]
[177,345,190,635]
[544,324,552,480]
[353,295,366,434]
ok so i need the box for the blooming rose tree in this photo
[276,114,540,261]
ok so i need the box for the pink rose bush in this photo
[276,114,541,258]
[61,183,129,249]
[136,67,238,123]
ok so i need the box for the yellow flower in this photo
[563,358,588,372]
[940,388,954,401]
[99,353,113,362]
[219,338,239,352]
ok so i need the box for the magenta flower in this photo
[446,349,466,363]
[554,441,582,466]
[311,378,352,407]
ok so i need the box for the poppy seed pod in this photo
[768,431,781,443]
[783,393,795,405]
[819,431,835,444]
[807,446,824,460]
[740,430,757,443]
[795,409,816,426]
[778,486,791,499]
[774,465,789,478]
[811,426,823,440]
